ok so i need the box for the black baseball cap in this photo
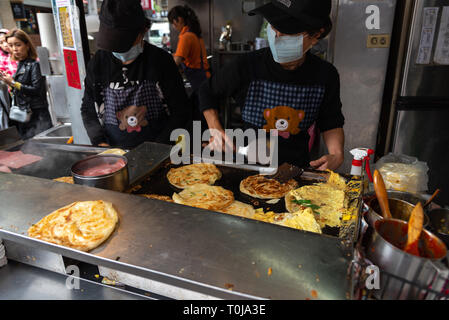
[97,0,151,53]
[249,0,332,36]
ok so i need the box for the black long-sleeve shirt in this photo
[198,48,345,167]
[81,42,189,148]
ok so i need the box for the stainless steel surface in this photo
[3,239,66,274]
[366,218,448,299]
[392,108,449,206]
[327,0,397,174]
[401,0,449,97]
[0,173,353,300]
[45,75,70,123]
[98,266,218,300]
[33,123,72,144]
[0,260,149,300]
[72,154,129,192]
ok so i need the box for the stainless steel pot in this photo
[363,191,430,228]
[366,219,449,300]
[71,154,129,192]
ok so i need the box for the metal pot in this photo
[71,154,129,192]
[366,218,449,300]
[428,208,449,249]
[363,191,430,228]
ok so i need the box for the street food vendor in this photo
[81,0,189,149]
[198,0,345,170]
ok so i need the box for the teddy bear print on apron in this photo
[243,80,325,138]
[102,79,166,134]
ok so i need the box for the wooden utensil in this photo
[404,202,424,257]
[424,189,441,209]
[373,170,392,219]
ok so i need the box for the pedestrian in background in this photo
[0,29,52,139]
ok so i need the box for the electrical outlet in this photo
[367,34,391,48]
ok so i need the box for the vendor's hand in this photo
[310,154,344,171]
[202,128,235,154]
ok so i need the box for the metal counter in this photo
[0,260,149,300]
[0,173,353,300]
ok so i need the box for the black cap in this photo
[97,0,151,52]
[249,0,332,36]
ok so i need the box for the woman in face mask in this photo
[197,0,345,171]
[81,0,190,149]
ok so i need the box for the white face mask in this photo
[112,42,143,62]
[267,24,306,63]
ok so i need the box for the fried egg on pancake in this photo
[285,184,346,228]
[275,207,322,234]
[172,184,234,211]
[53,176,74,184]
[167,163,222,189]
[239,175,298,199]
[140,194,174,202]
[218,201,255,219]
[28,201,118,252]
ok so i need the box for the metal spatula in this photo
[266,163,304,184]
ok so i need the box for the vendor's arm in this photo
[311,65,345,171]
[198,55,250,150]
[80,56,108,146]
[155,50,190,143]
[173,55,184,66]
[310,128,344,171]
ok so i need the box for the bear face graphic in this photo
[263,106,305,139]
[116,105,149,133]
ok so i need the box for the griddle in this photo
[132,159,363,240]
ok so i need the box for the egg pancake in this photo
[285,184,346,228]
[326,169,347,191]
[28,201,118,252]
[172,184,234,211]
[218,201,255,219]
[275,208,322,234]
[53,176,74,184]
[240,175,298,199]
[167,163,222,189]
[141,194,174,202]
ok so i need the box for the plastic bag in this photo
[375,153,429,193]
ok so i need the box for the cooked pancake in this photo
[53,176,74,184]
[172,184,234,211]
[141,194,174,203]
[167,163,222,189]
[239,175,298,199]
[326,170,347,191]
[285,183,346,228]
[275,208,322,234]
[28,201,118,252]
[218,201,255,219]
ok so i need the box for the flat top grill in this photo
[132,159,363,241]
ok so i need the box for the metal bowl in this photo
[363,191,430,228]
[71,154,129,192]
[428,208,449,248]
[366,218,447,300]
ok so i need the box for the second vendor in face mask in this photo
[198,0,345,170]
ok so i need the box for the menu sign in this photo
[58,6,75,49]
